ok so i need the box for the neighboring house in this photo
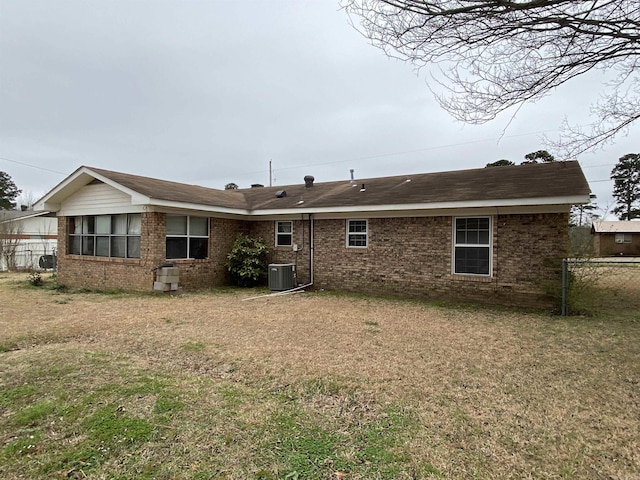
[0,209,58,271]
[591,221,640,256]
[34,161,590,307]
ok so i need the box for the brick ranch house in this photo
[591,221,640,256]
[34,161,590,307]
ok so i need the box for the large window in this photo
[275,221,293,247]
[453,217,491,275]
[68,214,141,258]
[346,219,368,248]
[166,215,209,259]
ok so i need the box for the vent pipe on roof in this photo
[304,175,314,188]
[350,169,355,185]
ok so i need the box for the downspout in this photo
[242,213,314,302]
[494,209,499,287]
[309,213,314,285]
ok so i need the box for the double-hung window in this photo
[275,221,293,247]
[166,215,209,259]
[68,214,141,258]
[453,217,491,275]
[347,219,368,248]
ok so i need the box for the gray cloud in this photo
[1,0,636,214]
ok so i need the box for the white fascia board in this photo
[146,199,250,216]
[146,195,583,219]
[130,193,151,205]
[37,202,60,212]
[253,204,572,221]
[246,195,587,217]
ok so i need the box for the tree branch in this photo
[342,0,640,151]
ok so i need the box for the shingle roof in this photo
[241,161,589,210]
[89,161,590,213]
[89,167,246,209]
[592,221,640,233]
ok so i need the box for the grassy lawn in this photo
[0,273,638,479]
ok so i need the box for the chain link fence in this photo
[562,258,640,316]
[0,241,57,272]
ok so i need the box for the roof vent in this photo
[360,183,366,192]
[251,183,264,188]
[304,175,314,188]
[275,190,287,198]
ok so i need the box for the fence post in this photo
[561,258,568,316]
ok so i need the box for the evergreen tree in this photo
[521,150,556,165]
[485,159,515,168]
[611,153,640,220]
[0,171,21,210]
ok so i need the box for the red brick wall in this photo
[307,214,568,307]
[56,213,247,291]
[56,212,159,290]
[248,219,312,285]
[492,213,569,305]
[313,217,451,295]
[176,218,248,289]
[56,211,568,307]
[594,233,640,256]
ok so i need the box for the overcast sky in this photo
[1,0,637,216]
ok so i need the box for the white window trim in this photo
[346,219,368,249]
[275,220,293,247]
[452,216,492,276]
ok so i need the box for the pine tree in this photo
[611,154,640,220]
[0,171,21,210]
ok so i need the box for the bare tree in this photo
[342,1,640,157]
[15,190,38,210]
[0,216,23,271]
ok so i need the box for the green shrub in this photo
[227,234,268,287]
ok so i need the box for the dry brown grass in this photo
[1,272,639,479]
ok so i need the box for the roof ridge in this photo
[89,160,581,194]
